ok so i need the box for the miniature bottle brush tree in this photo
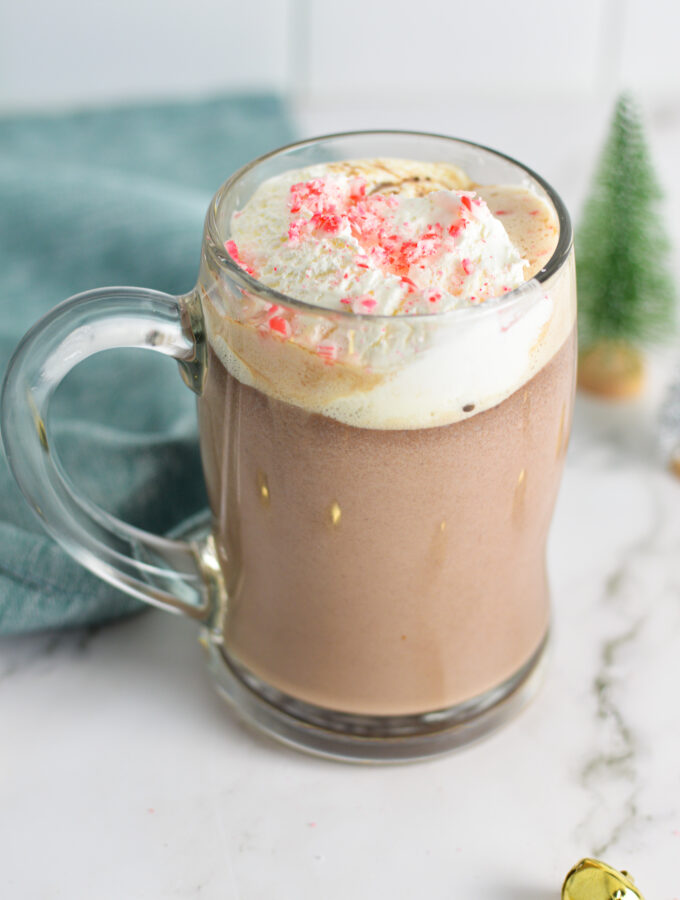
[576,93,676,398]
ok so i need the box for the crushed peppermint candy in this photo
[228,162,528,323]
[317,343,339,363]
[268,315,291,338]
[224,239,257,277]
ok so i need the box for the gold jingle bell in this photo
[562,858,644,900]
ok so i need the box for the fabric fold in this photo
[0,93,295,634]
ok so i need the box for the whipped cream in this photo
[202,158,572,429]
[229,164,527,315]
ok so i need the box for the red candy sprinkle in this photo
[399,241,419,264]
[448,218,466,238]
[289,179,325,214]
[269,316,291,337]
[348,177,367,202]
[317,343,338,363]
[462,258,474,275]
[224,240,256,276]
[311,211,343,233]
[288,219,309,244]
[461,195,472,212]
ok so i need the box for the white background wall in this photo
[1,0,678,112]
[2,0,679,234]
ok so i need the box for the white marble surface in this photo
[2,388,680,900]
[2,95,680,898]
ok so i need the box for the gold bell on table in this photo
[562,859,644,900]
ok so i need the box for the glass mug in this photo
[1,132,576,761]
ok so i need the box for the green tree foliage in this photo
[576,93,675,349]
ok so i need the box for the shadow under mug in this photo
[1,131,576,762]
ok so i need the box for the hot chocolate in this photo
[0,131,576,759]
[197,156,576,717]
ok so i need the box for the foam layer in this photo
[201,158,574,429]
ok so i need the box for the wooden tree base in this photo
[577,340,645,399]
[670,452,680,479]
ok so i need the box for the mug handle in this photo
[1,285,218,621]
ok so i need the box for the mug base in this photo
[203,631,548,764]
[173,511,548,763]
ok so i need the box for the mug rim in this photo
[205,129,573,322]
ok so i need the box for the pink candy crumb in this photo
[288,220,308,244]
[348,177,367,202]
[317,343,338,363]
[311,211,342,233]
[269,316,291,338]
[224,240,256,276]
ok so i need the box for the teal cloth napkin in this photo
[0,94,295,634]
